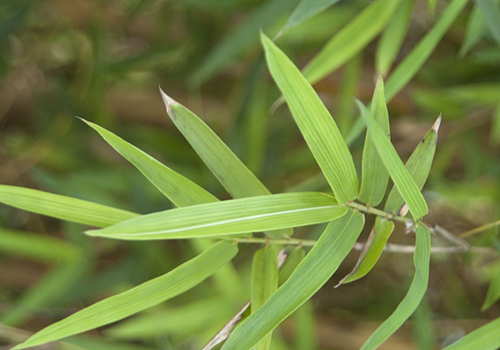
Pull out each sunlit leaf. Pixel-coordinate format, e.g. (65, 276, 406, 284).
(0, 185, 138, 227)
(357, 100, 428, 220)
(302, 0, 400, 84)
(222, 210, 365, 350)
(87, 192, 346, 240)
(360, 224, 431, 350)
(358, 78, 390, 207)
(261, 33, 359, 203)
(385, 0, 469, 101)
(13, 241, 238, 349)
(160, 89, 291, 239)
(442, 316, 500, 350)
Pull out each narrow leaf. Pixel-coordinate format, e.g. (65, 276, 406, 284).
(160, 89, 291, 239)
(222, 210, 365, 350)
(0, 185, 138, 227)
(476, 0, 500, 47)
(442, 316, 500, 350)
(81, 118, 218, 207)
(357, 101, 428, 220)
(385, 0, 469, 101)
(261, 33, 359, 203)
(86, 192, 346, 240)
(358, 78, 390, 206)
(251, 246, 279, 350)
(342, 116, 440, 283)
(278, 247, 305, 285)
(13, 241, 238, 349)
(459, 4, 487, 57)
(360, 224, 431, 350)
(302, 0, 400, 84)
(482, 267, 500, 311)
(375, 0, 415, 76)
(190, 0, 299, 85)
(278, 0, 341, 36)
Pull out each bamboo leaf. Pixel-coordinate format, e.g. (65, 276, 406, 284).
(222, 210, 365, 350)
(160, 89, 291, 239)
(190, 0, 300, 85)
(86, 192, 346, 240)
(342, 116, 440, 283)
(251, 246, 279, 350)
(360, 224, 431, 350)
(278, 0, 341, 36)
(442, 316, 500, 350)
(0, 185, 138, 227)
(261, 33, 359, 203)
(278, 247, 305, 285)
(302, 0, 400, 84)
(482, 267, 500, 311)
(476, 0, 500, 47)
(81, 118, 218, 207)
(385, 0, 469, 101)
(12, 241, 238, 349)
(0, 227, 82, 262)
(358, 78, 390, 206)
(357, 100, 428, 220)
(375, 0, 415, 76)
(459, 5, 487, 57)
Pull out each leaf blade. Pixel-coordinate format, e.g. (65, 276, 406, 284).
(442, 317, 500, 350)
(261, 33, 359, 203)
(360, 224, 431, 350)
(0, 185, 138, 227)
(222, 210, 365, 350)
(86, 192, 347, 240)
(13, 241, 238, 349)
(278, 0, 341, 36)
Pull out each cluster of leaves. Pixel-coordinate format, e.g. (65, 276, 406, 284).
(2, 0, 500, 349)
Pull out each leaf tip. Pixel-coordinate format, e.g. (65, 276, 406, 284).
(432, 114, 442, 133)
(159, 86, 177, 114)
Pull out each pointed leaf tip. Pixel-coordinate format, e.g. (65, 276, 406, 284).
(159, 87, 177, 114)
(432, 114, 442, 132)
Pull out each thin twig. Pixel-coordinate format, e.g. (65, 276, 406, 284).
(460, 219, 500, 238)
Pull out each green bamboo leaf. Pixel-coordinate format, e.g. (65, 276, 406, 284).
(252, 246, 279, 350)
(278, 0, 341, 36)
(160, 89, 291, 239)
(357, 100, 428, 220)
(343, 115, 440, 283)
(482, 267, 500, 311)
(375, 0, 415, 76)
(190, 0, 300, 85)
(442, 316, 500, 350)
(294, 302, 318, 350)
(0, 227, 82, 262)
(358, 78, 390, 206)
(302, 0, 400, 84)
(428, 0, 437, 15)
(278, 247, 305, 285)
(0, 185, 138, 227)
(476, 0, 500, 47)
(12, 241, 238, 350)
(222, 210, 365, 350)
(385, 0, 469, 101)
(261, 33, 359, 203)
(80, 118, 218, 207)
(360, 223, 431, 350)
(86, 192, 347, 240)
(459, 5, 487, 57)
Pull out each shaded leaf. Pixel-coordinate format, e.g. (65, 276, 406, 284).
(0, 185, 138, 227)
(357, 100, 428, 220)
(278, 0, 341, 36)
(86, 192, 346, 240)
(459, 4, 487, 57)
(302, 0, 400, 84)
(278, 247, 305, 285)
(222, 210, 365, 350)
(358, 78, 390, 206)
(476, 0, 500, 47)
(13, 241, 238, 349)
(360, 224, 431, 350)
(261, 33, 359, 203)
(482, 267, 500, 311)
(385, 0, 469, 101)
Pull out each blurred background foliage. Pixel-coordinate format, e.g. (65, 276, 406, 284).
(1, 0, 500, 349)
